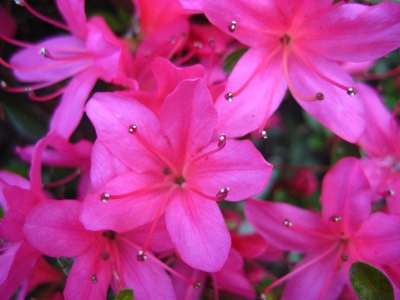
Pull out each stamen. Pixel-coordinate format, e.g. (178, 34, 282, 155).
(90, 274, 98, 283)
(295, 50, 356, 97)
(99, 182, 171, 203)
(283, 219, 293, 227)
(38, 48, 91, 61)
(28, 85, 67, 101)
(0, 56, 72, 72)
(282, 35, 322, 102)
(137, 250, 148, 261)
(330, 215, 341, 222)
(0, 31, 38, 48)
(224, 46, 281, 101)
(218, 134, 226, 148)
(39, 47, 49, 57)
(118, 236, 201, 289)
(17, 0, 71, 32)
(187, 134, 227, 166)
(228, 21, 237, 32)
(341, 254, 348, 261)
(127, 124, 178, 174)
(43, 168, 81, 188)
(188, 186, 230, 202)
(261, 242, 341, 296)
(258, 130, 268, 139)
(216, 187, 230, 200)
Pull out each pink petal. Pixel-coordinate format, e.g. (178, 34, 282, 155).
(86, 92, 169, 173)
(216, 248, 256, 299)
(0, 241, 40, 300)
(117, 239, 176, 300)
(288, 49, 364, 142)
(187, 140, 272, 201)
(0, 171, 30, 211)
(245, 198, 332, 252)
(10, 36, 91, 83)
(24, 200, 99, 257)
(161, 79, 217, 170)
(56, 0, 87, 38)
(64, 246, 112, 300)
(49, 69, 97, 139)
(86, 17, 132, 82)
(0, 242, 21, 284)
(356, 83, 394, 156)
(90, 141, 130, 192)
(166, 189, 231, 272)
(80, 171, 165, 232)
(231, 233, 269, 258)
(215, 47, 286, 137)
(354, 212, 400, 265)
(171, 258, 206, 300)
(0, 187, 40, 242)
(298, 2, 400, 62)
(320, 157, 372, 235)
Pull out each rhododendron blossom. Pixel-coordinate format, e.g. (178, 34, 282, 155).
(202, 0, 400, 140)
(245, 158, 400, 299)
(81, 78, 272, 272)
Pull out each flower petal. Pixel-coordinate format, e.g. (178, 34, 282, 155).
(166, 189, 230, 272)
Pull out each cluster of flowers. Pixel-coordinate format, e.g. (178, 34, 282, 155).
(0, 0, 400, 299)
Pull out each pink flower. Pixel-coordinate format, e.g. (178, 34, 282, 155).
(202, 0, 400, 141)
(24, 199, 176, 300)
(1, 0, 134, 139)
(82, 78, 272, 271)
(355, 83, 400, 213)
(245, 157, 400, 299)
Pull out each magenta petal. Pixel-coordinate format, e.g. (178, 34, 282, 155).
(64, 246, 112, 300)
(90, 141, 130, 192)
(215, 48, 286, 137)
(354, 212, 400, 265)
(171, 259, 206, 300)
(161, 79, 217, 169)
(117, 240, 176, 300)
(0, 242, 20, 285)
(166, 189, 230, 272)
(0, 187, 39, 242)
(80, 172, 165, 232)
(86, 92, 169, 173)
(288, 49, 364, 142)
(299, 2, 400, 62)
(24, 200, 98, 257)
(50, 69, 98, 139)
(56, 0, 87, 38)
(320, 158, 372, 234)
(282, 251, 346, 300)
(10, 36, 91, 83)
(0, 241, 40, 300)
(187, 140, 272, 201)
(245, 199, 332, 252)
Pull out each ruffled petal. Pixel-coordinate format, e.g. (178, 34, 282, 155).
(56, 0, 87, 38)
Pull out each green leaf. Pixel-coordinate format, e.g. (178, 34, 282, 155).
(330, 139, 360, 165)
(57, 257, 74, 275)
(114, 289, 134, 300)
(222, 48, 248, 74)
(350, 261, 394, 300)
(1, 97, 48, 142)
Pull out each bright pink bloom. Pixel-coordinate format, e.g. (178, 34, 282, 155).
(82, 78, 272, 271)
(202, 0, 400, 141)
(3, 0, 133, 139)
(245, 157, 400, 299)
(355, 84, 400, 213)
(24, 199, 176, 300)
(0, 172, 53, 299)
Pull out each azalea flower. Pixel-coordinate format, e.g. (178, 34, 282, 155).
(81, 78, 272, 272)
(24, 199, 177, 300)
(0, 0, 134, 139)
(355, 83, 400, 213)
(201, 0, 400, 141)
(245, 157, 400, 299)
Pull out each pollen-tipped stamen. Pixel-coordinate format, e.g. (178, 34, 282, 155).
(16, 0, 71, 32)
(39, 47, 91, 61)
(187, 134, 227, 166)
(127, 124, 178, 174)
(43, 168, 81, 188)
(188, 186, 230, 201)
(282, 35, 323, 102)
